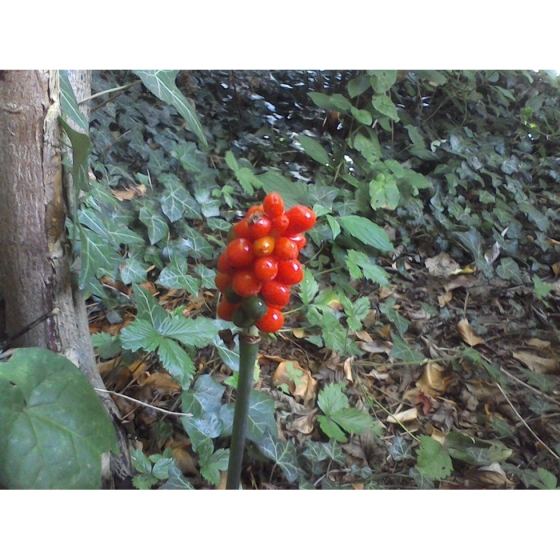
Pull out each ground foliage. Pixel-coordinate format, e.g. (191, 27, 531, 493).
(83, 70, 560, 489)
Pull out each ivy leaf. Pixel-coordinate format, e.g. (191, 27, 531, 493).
(120, 258, 147, 285)
(416, 435, 453, 481)
(257, 430, 305, 483)
(337, 216, 394, 253)
(496, 257, 523, 284)
(159, 465, 195, 490)
(159, 174, 190, 222)
(158, 254, 201, 296)
(59, 70, 89, 132)
(139, 205, 169, 245)
(379, 297, 410, 337)
(182, 374, 225, 417)
(134, 70, 207, 147)
(133, 284, 168, 331)
(214, 338, 240, 371)
(453, 228, 493, 277)
(79, 226, 118, 289)
(0, 348, 118, 489)
(390, 435, 413, 461)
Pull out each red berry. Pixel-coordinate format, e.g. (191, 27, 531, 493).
(288, 233, 307, 250)
(247, 214, 272, 240)
(232, 269, 262, 298)
(260, 280, 290, 307)
(284, 205, 316, 235)
(255, 306, 284, 333)
(270, 214, 289, 236)
(253, 256, 279, 281)
(276, 259, 304, 285)
(226, 238, 254, 268)
(263, 192, 285, 218)
(246, 204, 264, 217)
(217, 253, 235, 274)
(215, 272, 232, 293)
(253, 235, 276, 257)
(273, 237, 299, 260)
(217, 299, 240, 321)
(233, 218, 251, 240)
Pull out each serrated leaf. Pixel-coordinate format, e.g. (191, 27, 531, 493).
(130, 447, 153, 474)
(120, 319, 163, 352)
(416, 435, 453, 481)
(346, 250, 389, 285)
(157, 338, 195, 388)
(260, 171, 313, 208)
(330, 407, 376, 435)
(134, 70, 207, 147)
(214, 338, 240, 371)
(297, 134, 330, 165)
(338, 216, 394, 253)
(326, 215, 341, 239)
(299, 268, 319, 306)
(317, 382, 348, 416)
(224, 150, 239, 172)
(158, 315, 219, 348)
(151, 457, 175, 480)
(317, 415, 348, 442)
(0, 348, 117, 489)
(372, 95, 399, 121)
(369, 174, 400, 210)
(200, 448, 230, 487)
(91, 332, 122, 360)
(235, 167, 262, 195)
(257, 430, 305, 483)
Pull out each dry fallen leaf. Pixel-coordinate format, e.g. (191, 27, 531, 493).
(458, 318, 485, 346)
(416, 361, 450, 397)
(527, 338, 551, 349)
(425, 252, 462, 277)
(287, 411, 317, 435)
(438, 291, 453, 307)
(387, 408, 418, 424)
(272, 360, 317, 406)
(357, 339, 393, 355)
(512, 352, 559, 375)
(343, 357, 354, 382)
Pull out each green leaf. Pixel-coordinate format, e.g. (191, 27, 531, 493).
(224, 150, 239, 172)
(134, 70, 207, 147)
(404, 124, 425, 147)
(390, 435, 413, 461)
(158, 315, 220, 349)
(297, 134, 330, 165)
(533, 275, 553, 299)
(299, 268, 320, 306)
(159, 175, 190, 223)
(369, 70, 398, 94)
(350, 106, 373, 126)
(379, 297, 410, 337)
(307, 92, 352, 112)
(157, 338, 195, 388)
(158, 254, 201, 296)
(0, 348, 117, 489)
(159, 465, 195, 489)
(120, 258, 147, 285)
(453, 228, 493, 277)
(60, 118, 91, 197)
(259, 171, 313, 208)
(120, 319, 164, 352)
(139, 205, 169, 245)
(214, 338, 240, 372)
(235, 167, 263, 195)
(330, 407, 376, 435)
(220, 390, 277, 444)
(496, 257, 523, 284)
(346, 250, 389, 285)
(182, 374, 225, 417)
(78, 226, 118, 289)
(317, 415, 348, 443)
(59, 70, 89, 132)
(337, 216, 394, 253)
(133, 284, 168, 331)
(200, 448, 230, 487)
(151, 457, 175, 480)
(91, 332, 122, 360)
(132, 473, 158, 489)
(317, 382, 348, 416)
(390, 334, 425, 363)
(130, 447, 153, 474)
(347, 74, 372, 98)
(537, 468, 557, 490)
(257, 430, 305, 483)
(369, 174, 400, 210)
(372, 95, 399, 121)
(416, 435, 453, 481)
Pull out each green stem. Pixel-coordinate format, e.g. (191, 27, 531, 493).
(226, 327, 260, 489)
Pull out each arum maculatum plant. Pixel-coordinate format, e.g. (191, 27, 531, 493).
(217, 192, 316, 489)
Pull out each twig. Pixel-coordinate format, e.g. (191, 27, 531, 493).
(498, 366, 560, 406)
(495, 383, 560, 462)
(94, 388, 193, 418)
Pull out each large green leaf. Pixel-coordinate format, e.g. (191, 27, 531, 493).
(337, 215, 394, 253)
(0, 348, 117, 489)
(259, 171, 313, 208)
(297, 134, 330, 165)
(256, 430, 305, 483)
(134, 70, 207, 147)
(59, 71, 89, 132)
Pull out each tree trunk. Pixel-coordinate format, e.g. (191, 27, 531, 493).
(0, 70, 131, 485)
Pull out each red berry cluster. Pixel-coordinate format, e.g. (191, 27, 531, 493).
(216, 192, 316, 333)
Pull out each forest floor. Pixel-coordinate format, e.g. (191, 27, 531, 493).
(88, 71, 560, 489)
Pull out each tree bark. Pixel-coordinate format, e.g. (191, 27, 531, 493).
(0, 70, 131, 484)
